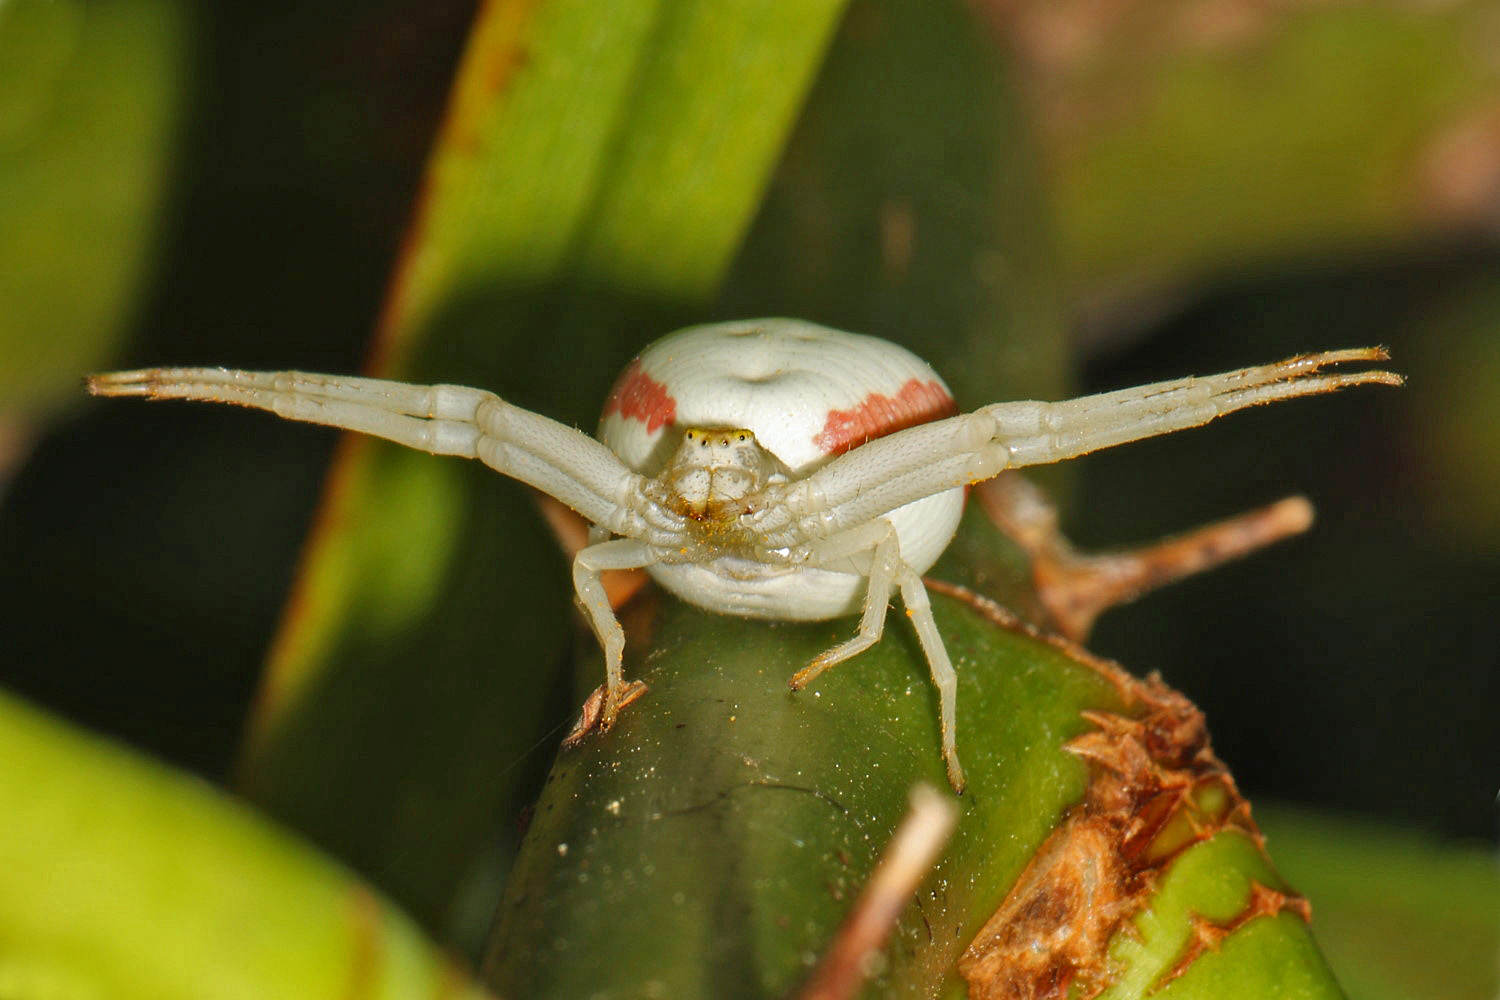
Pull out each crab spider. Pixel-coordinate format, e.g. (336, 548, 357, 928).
(89, 319, 1402, 791)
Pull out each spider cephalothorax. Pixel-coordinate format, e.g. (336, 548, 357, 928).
(89, 319, 1401, 790)
(659, 428, 774, 521)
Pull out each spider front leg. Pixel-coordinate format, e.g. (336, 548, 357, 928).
(88, 367, 656, 537)
(88, 367, 495, 455)
(985, 346, 1404, 468)
(753, 347, 1401, 546)
(792, 518, 966, 792)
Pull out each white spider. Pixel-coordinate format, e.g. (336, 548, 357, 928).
(88, 319, 1401, 791)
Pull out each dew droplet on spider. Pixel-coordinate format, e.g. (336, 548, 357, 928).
(87, 318, 1402, 792)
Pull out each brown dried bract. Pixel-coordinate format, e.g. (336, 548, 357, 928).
(958, 671, 1306, 1000)
(975, 473, 1314, 642)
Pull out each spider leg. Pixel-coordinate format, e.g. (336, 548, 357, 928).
(573, 537, 661, 726)
(88, 368, 491, 454)
(790, 518, 966, 791)
(472, 398, 669, 539)
(896, 567, 964, 792)
(748, 414, 999, 544)
(755, 348, 1400, 547)
(88, 367, 663, 538)
(987, 347, 1404, 468)
(790, 519, 903, 687)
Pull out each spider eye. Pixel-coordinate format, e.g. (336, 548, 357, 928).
(737, 433, 747, 442)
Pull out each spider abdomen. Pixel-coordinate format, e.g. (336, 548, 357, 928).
(599, 319, 958, 475)
(598, 319, 967, 620)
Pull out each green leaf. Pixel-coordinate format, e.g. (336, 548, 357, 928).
(1034, 2, 1500, 291)
(235, 0, 850, 931)
(484, 595, 1345, 999)
(484, 595, 1124, 997)
(723, 0, 1069, 408)
(0, 687, 489, 1000)
(1258, 805, 1500, 1000)
(1101, 830, 1337, 1000)
(0, 0, 186, 414)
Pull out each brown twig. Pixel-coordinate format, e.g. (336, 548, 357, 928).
(976, 474, 1315, 641)
(797, 785, 960, 1000)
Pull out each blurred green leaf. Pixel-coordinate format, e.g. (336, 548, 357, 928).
(1016, 1, 1500, 293)
(721, 0, 1070, 411)
(0, 687, 490, 1000)
(1404, 273, 1500, 551)
(0, 0, 186, 413)
(235, 0, 850, 931)
(1259, 805, 1500, 1000)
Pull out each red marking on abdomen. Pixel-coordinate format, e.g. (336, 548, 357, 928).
(814, 378, 956, 455)
(602, 360, 677, 433)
